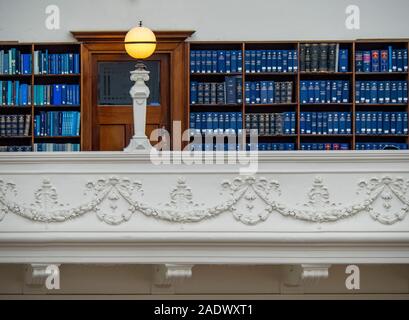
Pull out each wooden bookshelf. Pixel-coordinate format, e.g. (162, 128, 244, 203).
(0, 42, 82, 152)
(187, 40, 409, 151)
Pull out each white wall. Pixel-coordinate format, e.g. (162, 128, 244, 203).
(0, 0, 408, 42)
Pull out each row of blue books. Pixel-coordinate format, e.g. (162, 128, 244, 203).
(0, 49, 32, 75)
(300, 112, 352, 135)
(355, 112, 408, 135)
(34, 51, 80, 74)
(34, 143, 80, 152)
(247, 143, 296, 151)
(300, 81, 350, 104)
(190, 50, 242, 74)
(245, 81, 293, 104)
(190, 77, 242, 105)
(356, 143, 408, 150)
(355, 48, 408, 73)
(187, 143, 241, 152)
(34, 111, 80, 137)
(301, 143, 350, 151)
(0, 81, 31, 106)
(355, 81, 407, 104)
(245, 50, 298, 73)
(0, 145, 32, 152)
(189, 112, 243, 134)
(33, 84, 80, 106)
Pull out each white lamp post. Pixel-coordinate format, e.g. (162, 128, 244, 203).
(123, 21, 156, 152)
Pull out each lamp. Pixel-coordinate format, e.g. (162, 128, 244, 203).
(123, 21, 157, 152)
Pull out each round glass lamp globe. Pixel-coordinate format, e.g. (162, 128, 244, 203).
(124, 26, 157, 59)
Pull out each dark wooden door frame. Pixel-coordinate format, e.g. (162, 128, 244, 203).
(72, 30, 195, 150)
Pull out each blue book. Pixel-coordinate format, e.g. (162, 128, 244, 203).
(403, 113, 408, 134)
(355, 81, 361, 103)
(391, 49, 397, 72)
(212, 112, 219, 132)
(342, 81, 349, 103)
(245, 51, 251, 73)
(224, 113, 230, 133)
(403, 81, 408, 103)
(333, 112, 339, 134)
(317, 112, 323, 134)
(383, 113, 390, 134)
(319, 81, 326, 103)
(256, 51, 262, 73)
(250, 82, 257, 104)
(225, 51, 231, 73)
(282, 50, 288, 72)
(190, 81, 198, 104)
(230, 112, 237, 134)
(276, 51, 283, 72)
(364, 82, 371, 103)
(200, 51, 207, 73)
(237, 112, 243, 132)
(339, 112, 346, 134)
(371, 50, 380, 72)
(217, 50, 226, 73)
(300, 81, 308, 104)
(293, 50, 298, 72)
(189, 113, 196, 130)
(267, 81, 274, 103)
(260, 81, 268, 104)
(284, 112, 291, 134)
(308, 81, 315, 103)
(390, 112, 397, 134)
(311, 112, 317, 134)
(370, 81, 378, 104)
(225, 76, 237, 104)
(218, 113, 225, 134)
(328, 112, 334, 134)
(339, 49, 349, 72)
(396, 112, 403, 135)
(314, 81, 320, 103)
(261, 50, 267, 72)
(378, 81, 385, 104)
(397, 81, 403, 103)
(404, 49, 408, 72)
(384, 81, 391, 103)
(287, 50, 293, 72)
(237, 50, 243, 72)
(331, 81, 337, 103)
(254, 82, 261, 104)
(266, 50, 272, 72)
(200, 112, 207, 133)
(300, 112, 306, 134)
(250, 50, 256, 73)
(271, 51, 277, 72)
(206, 112, 213, 133)
(397, 50, 404, 72)
(245, 82, 251, 104)
(355, 112, 361, 134)
(305, 112, 312, 134)
(210, 51, 217, 73)
(346, 113, 352, 134)
(391, 81, 398, 103)
(325, 81, 331, 103)
(231, 50, 237, 73)
(371, 112, 378, 134)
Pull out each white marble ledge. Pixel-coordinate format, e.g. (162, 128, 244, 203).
(0, 151, 409, 264)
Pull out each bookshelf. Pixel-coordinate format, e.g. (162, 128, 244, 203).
(0, 42, 82, 152)
(187, 40, 409, 151)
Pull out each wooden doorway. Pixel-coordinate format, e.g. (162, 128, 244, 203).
(73, 30, 194, 151)
(92, 53, 170, 151)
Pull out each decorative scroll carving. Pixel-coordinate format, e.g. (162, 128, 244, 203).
(0, 175, 408, 226)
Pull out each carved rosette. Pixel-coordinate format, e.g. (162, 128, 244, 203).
(0, 175, 408, 226)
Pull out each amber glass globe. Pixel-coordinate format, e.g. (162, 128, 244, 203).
(124, 26, 156, 59)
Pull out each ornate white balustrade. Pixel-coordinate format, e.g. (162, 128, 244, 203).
(0, 151, 409, 270)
